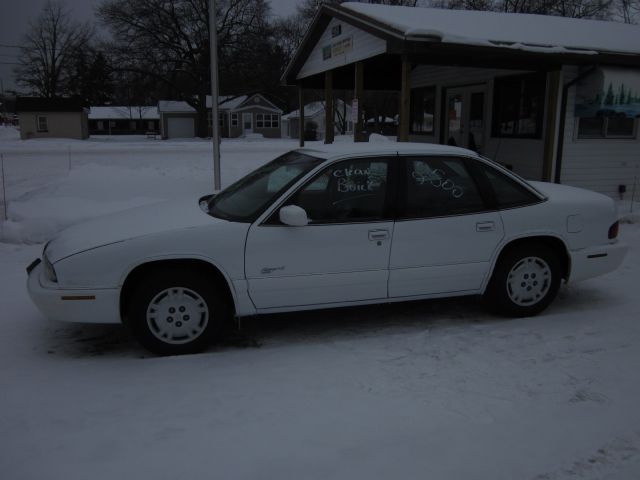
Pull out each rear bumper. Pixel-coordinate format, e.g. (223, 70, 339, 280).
(27, 261, 121, 324)
(568, 242, 628, 283)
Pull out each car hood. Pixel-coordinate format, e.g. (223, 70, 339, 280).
(46, 197, 221, 263)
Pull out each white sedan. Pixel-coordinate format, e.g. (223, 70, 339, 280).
(27, 143, 628, 354)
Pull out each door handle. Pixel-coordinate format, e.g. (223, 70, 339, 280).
(476, 222, 495, 232)
(368, 229, 389, 241)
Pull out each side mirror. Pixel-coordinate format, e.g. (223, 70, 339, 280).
(279, 205, 309, 226)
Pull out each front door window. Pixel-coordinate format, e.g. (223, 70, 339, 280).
(445, 86, 486, 152)
(242, 113, 253, 133)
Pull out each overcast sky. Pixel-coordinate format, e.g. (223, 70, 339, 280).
(0, 0, 299, 92)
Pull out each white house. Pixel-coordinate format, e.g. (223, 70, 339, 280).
(282, 2, 640, 198)
(282, 99, 353, 140)
(158, 94, 283, 139)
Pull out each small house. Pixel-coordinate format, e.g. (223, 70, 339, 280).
(16, 97, 89, 140)
(158, 94, 283, 139)
(89, 106, 159, 135)
(282, 99, 353, 140)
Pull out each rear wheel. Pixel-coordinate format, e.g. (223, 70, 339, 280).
(127, 270, 230, 355)
(484, 244, 562, 317)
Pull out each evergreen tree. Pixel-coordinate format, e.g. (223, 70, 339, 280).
(604, 82, 615, 105)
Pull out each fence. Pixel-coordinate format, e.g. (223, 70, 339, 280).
(1, 153, 7, 221)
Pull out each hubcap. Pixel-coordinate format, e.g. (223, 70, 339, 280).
(506, 256, 552, 306)
(146, 287, 209, 345)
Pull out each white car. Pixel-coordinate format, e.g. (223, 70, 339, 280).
(27, 143, 627, 355)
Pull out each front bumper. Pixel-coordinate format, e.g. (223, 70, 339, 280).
(568, 241, 628, 283)
(27, 260, 121, 324)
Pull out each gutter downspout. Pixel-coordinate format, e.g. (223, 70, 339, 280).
(554, 66, 598, 184)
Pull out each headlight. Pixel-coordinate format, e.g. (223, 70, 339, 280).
(42, 253, 58, 283)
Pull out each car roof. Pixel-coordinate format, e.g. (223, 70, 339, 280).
(295, 142, 479, 160)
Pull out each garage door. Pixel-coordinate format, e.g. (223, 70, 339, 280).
(167, 117, 195, 138)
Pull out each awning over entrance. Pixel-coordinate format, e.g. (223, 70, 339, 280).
(282, 2, 640, 182)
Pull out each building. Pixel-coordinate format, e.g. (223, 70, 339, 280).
(16, 97, 89, 140)
(89, 106, 159, 135)
(282, 99, 353, 140)
(158, 94, 283, 139)
(282, 2, 640, 197)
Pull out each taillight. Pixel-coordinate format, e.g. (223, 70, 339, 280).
(608, 221, 619, 240)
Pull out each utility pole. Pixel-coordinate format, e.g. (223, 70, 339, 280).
(209, 0, 222, 191)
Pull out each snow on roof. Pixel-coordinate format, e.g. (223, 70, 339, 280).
(157, 100, 194, 113)
(89, 106, 159, 120)
(158, 95, 267, 113)
(283, 100, 352, 120)
(343, 2, 640, 56)
(219, 95, 248, 110)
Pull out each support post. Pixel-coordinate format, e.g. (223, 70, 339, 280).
(324, 70, 334, 144)
(354, 61, 364, 142)
(542, 69, 562, 182)
(209, 0, 221, 190)
(398, 55, 411, 142)
(1, 153, 7, 221)
(298, 87, 304, 147)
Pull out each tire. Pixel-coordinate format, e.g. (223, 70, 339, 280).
(127, 269, 231, 355)
(484, 243, 562, 317)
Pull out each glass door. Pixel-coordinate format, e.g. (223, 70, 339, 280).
(242, 113, 253, 134)
(444, 85, 486, 152)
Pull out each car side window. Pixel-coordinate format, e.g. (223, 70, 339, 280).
(476, 163, 540, 208)
(285, 158, 390, 224)
(403, 156, 486, 218)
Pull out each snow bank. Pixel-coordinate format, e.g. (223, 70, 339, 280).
(0, 137, 301, 243)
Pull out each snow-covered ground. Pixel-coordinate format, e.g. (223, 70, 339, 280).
(1, 125, 640, 479)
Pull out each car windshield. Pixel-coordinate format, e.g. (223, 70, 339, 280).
(208, 151, 323, 222)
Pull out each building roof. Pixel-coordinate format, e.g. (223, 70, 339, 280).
(344, 2, 640, 56)
(283, 100, 352, 120)
(16, 97, 88, 112)
(219, 95, 248, 110)
(283, 3, 640, 86)
(89, 106, 159, 120)
(157, 94, 278, 114)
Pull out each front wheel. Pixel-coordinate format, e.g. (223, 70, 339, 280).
(127, 270, 230, 355)
(484, 244, 562, 317)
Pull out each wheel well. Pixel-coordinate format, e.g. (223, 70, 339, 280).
(119, 259, 235, 323)
(495, 236, 570, 280)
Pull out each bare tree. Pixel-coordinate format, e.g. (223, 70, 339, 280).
(617, 0, 640, 22)
(431, 0, 613, 18)
(15, 0, 94, 98)
(98, 0, 270, 137)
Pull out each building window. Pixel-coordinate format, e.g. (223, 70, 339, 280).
(492, 73, 546, 138)
(231, 113, 238, 127)
(577, 115, 637, 139)
(37, 115, 48, 132)
(256, 114, 279, 128)
(410, 87, 436, 134)
(97, 121, 104, 130)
